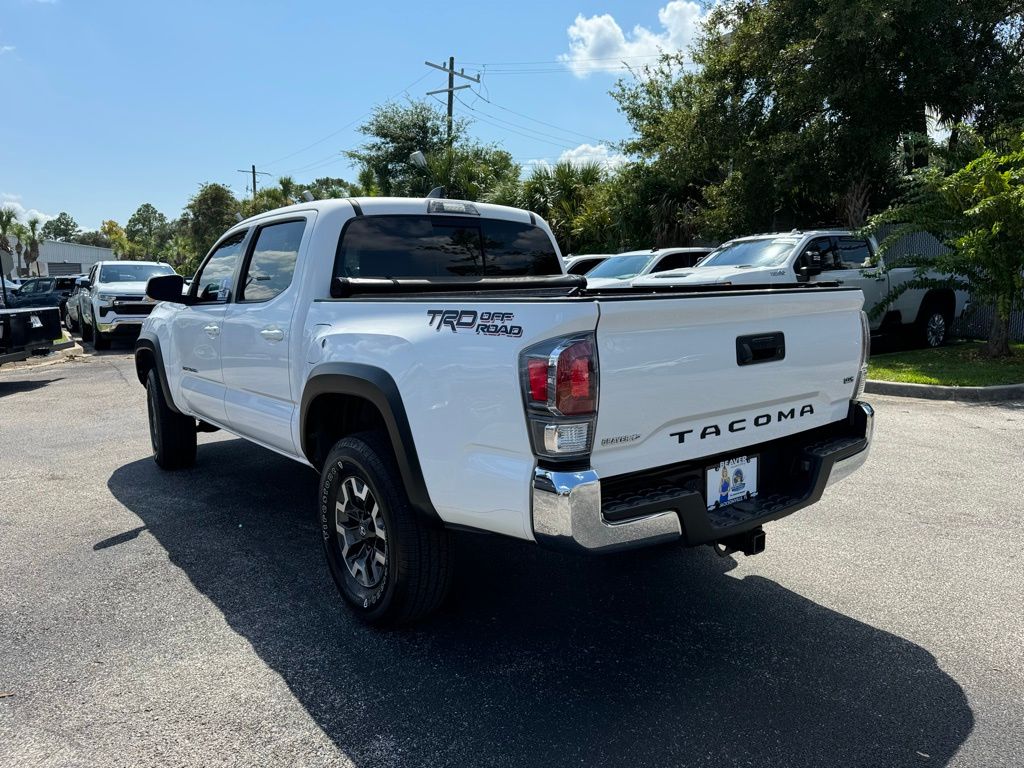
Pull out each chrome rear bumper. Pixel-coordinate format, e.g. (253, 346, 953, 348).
(531, 401, 873, 553)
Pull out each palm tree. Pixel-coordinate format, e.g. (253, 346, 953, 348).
(11, 222, 28, 274)
(0, 206, 17, 279)
(24, 217, 41, 275)
(0, 206, 16, 257)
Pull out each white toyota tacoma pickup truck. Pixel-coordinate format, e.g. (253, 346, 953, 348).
(135, 198, 874, 625)
(633, 230, 969, 347)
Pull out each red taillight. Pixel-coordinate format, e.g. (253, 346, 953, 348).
(520, 334, 599, 457)
(555, 339, 595, 415)
(527, 358, 548, 402)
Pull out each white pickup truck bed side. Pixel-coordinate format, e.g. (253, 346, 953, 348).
(135, 197, 874, 624)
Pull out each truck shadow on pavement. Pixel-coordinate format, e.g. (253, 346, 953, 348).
(108, 438, 973, 768)
(0, 376, 62, 397)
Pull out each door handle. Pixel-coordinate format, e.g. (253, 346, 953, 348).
(204, 323, 220, 338)
(260, 326, 285, 342)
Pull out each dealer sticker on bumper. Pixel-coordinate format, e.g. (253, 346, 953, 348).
(706, 455, 758, 510)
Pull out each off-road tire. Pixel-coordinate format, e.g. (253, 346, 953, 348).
(319, 433, 452, 626)
(146, 368, 196, 470)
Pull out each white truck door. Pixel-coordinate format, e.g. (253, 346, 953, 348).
(221, 217, 308, 453)
(830, 236, 888, 330)
(172, 231, 248, 424)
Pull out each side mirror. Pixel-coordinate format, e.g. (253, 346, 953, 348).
(79, 279, 92, 289)
(146, 274, 189, 304)
(798, 250, 823, 278)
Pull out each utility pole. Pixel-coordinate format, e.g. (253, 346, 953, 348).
(236, 165, 271, 200)
(425, 57, 480, 146)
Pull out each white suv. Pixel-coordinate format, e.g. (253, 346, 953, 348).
(80, 260, 176, 349)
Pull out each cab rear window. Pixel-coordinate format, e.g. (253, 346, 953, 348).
(335, 215, 560, 279)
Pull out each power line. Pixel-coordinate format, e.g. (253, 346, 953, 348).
(460, 54, 666, 66)
(444, 94, 576, 150)
(483, 66, 635, 75)
(467, 88, 606, 144)
(454, 94, 591, 148)
(260, 71, 432, 168)
(424, 57, 480, 145)
(236, 165, 271, 200)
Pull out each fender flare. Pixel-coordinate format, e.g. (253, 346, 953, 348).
(134, 335, 181, 414)
(301, 362, 439, 521)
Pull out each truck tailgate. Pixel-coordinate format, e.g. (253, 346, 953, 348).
(591, 288, 865, 478)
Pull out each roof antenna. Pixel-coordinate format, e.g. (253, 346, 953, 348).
(426, 186, 446, 199)
(301, 190, 315, 202)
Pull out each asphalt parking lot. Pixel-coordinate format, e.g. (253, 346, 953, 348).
(1, 344, 1022, 768)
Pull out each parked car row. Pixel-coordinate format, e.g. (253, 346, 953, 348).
(569, 229, 968, 347)
(65, 261, 178, 349)
(1, 274, 82, 315)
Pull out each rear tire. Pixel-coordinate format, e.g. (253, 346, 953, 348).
(319, 433, 452, 626)
(916, 303, 951, 348)
(146, 368, 196, 469)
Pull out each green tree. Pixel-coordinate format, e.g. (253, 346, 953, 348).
(300, 176, 363, 201)
(612, 0, 1024, 240)
(183, 183, 241, 261)
(347, 100, 471, 196)
(100, 220, 131, 258)
(11, 222, 28, 274)
(0, 206, 17, 263)
(71, 230, 112, 248)
(487, 161, 606, 254)
(23, 217, 41, 275)
(241, 176, 299, 217)
(125, 203, 170, 259)
(40, 211, 80, 242)
(867, 129, 1024, 358)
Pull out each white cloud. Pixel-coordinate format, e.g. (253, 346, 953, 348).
(559, 1, 709, 77)
(523, 144, 629, 171)
(0, 45, 15, 55)
(559, 143, 628, 169)
(0, 195, 56, 225)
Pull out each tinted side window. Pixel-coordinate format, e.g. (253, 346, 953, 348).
(654, 251, 702, 272)
(837, 237, 872, 269)
(480, 219, 560, 276)
(194, 232, 246, 302)
(240, 221, 304, 302)
(566, 258, 598, 275)
(337, 216, 483, 278)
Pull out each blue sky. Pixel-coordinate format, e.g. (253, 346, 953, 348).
(0, 0, 708, 230)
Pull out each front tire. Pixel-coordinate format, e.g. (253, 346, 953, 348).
(146, 368, 196, 469)
(319, 434, 452, 626)
(81, 310, 93, 341)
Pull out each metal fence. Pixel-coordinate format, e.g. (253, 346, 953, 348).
(954, 301, 1024, 342)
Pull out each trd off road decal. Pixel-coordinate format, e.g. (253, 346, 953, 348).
(426, 309, 523, 338)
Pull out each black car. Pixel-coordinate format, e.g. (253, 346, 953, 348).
(5, 276, 82, 313)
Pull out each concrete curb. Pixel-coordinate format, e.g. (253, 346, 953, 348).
(865, 379, 1024, 402)
(0, 342, 85, 374)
